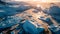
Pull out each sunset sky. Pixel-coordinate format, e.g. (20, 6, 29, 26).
(14, 0, 60, 2)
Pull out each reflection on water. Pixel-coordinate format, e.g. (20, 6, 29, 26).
(0, 0, 60, 34)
